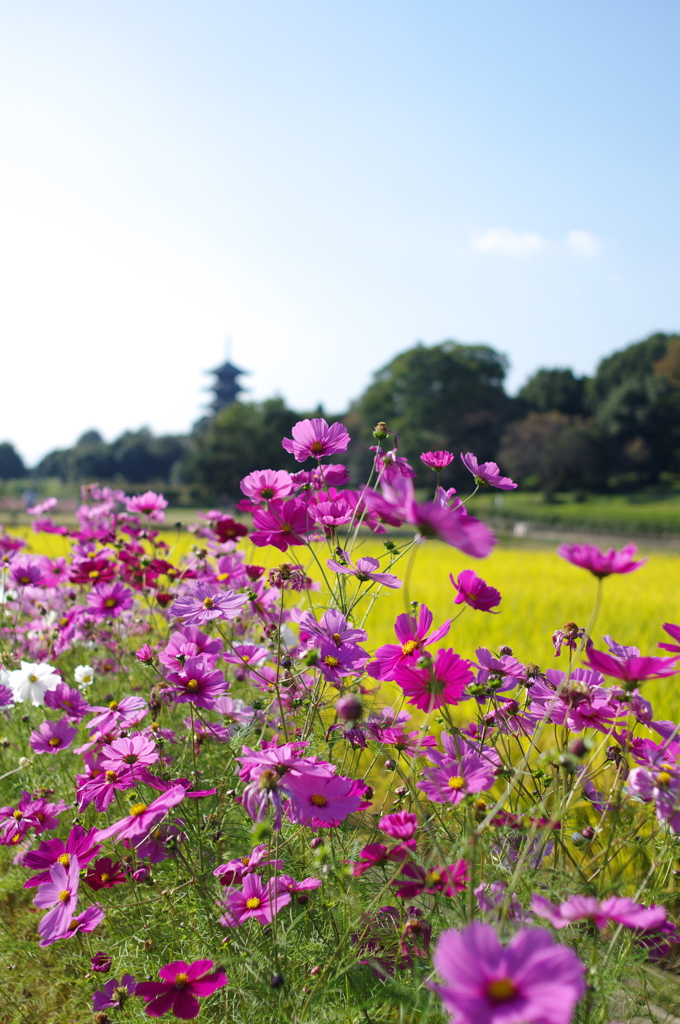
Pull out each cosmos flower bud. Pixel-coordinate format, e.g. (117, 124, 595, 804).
(335, 695, 363, 722)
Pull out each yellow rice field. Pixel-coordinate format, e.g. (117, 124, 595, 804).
(16, 526, 680, 721)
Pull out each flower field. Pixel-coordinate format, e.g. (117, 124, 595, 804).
(1, 423, 680, 1024)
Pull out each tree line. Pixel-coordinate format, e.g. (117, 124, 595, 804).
(3, 331, 680, 501)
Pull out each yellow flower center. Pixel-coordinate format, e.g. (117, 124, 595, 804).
(332, 633, 342, 644)
(425, 870, 441, 885)
(130, 802, 147, 817)
(58, 890, 70, 903)
(246, 897, 262, 909)
(105, 771, 117, 782)
(487, 978, 517, 1003)
(48, 737, 61, 747)
(174, 973, 189, 989)
(656, 771, 673, 787)
(109, 701, 119, 710)
(28, 674, 38, 683)
(448, 776, 465, 790)
(401, 640, 419, 656)
(186, 679, 199, 691)
(203, 597, 215, 609)
(104, 598, 117, 609)
(88, 570, 100, 579)
(57, 854, 70, 866)
(241, 856, 251, 866)
(323, 656, 340, 668)
(310, 441, 324, 455)
(310, 793, 327, 807)
(12, 810, 23, 820)
(100, 873, 110, 883)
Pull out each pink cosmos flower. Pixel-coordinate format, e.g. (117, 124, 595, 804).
(44, 682, 91, 720)
(250, 497, 310, 551)
(95, 784, 186, 844)
(418, 752, 496, 804)
(460, 452, 517, 490)
(0, 792, 68, 845)
(282, 417, 350, 462)
(297, 607, 368, 649)
(9, 555, 49, 587)
(381, 728, 439, 757)
(584, 647, 679, 688)
(310, 498, 355, 528)
(531, 893, 666, 932)
(379, 811, 418, 839)
(558, 542, 646, 578)
(30, 718, 78, 755)
(431, 922, 585, 1024)
(327, 550, 402, 589)
(87, 581, 134, 619)
(86, 694, 149, 734)
(91, 951, 113, 972)
(165, 656, 228, 708)
(285, 772, 368, 828)
(170, 582, 248, 625)
(213, 844, 281, 886)
(316, 638, 369, 682)
(76, 765, 138, 813)
(220, 873, 291, 927)
(100, 735, 159, 773)
(34, 857, 80, 943)
(277, 874, 322, 897)
(659, 621, 680, 654)
(135, 960, 228, 1019)
(22, 825, 101, 888)
(240, 468, 294, 503)
(528, 669, 619, 733)
(394, 648, 474, 712)
(367, 605, 452, 682)
(125, 491, 168, 521)
(450, 570, 501, 613)
(421, 451, 454, 470)
(393, 860, 468, 899)
(349, 842, 412, 876)
(93, 974, 137, 1012)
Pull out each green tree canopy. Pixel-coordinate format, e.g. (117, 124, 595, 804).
(0, 442, 26, 479)
(518, 368, 586, 416)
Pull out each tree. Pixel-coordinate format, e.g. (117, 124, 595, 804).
(518, 368, 586, 416)
(499, 412, 598, 500)
(0, 442, 26, 479)
(347, 341, 515, 486)
(180, 398, 302, 500)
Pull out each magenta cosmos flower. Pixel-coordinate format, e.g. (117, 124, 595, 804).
(29, 718, 78, 755)
(100, 735, 159, 773)
(367, 605, 452, 681)
(220, 873, 291, 926)
(379, 810, 418, 840)
(418, 752, 496, 804)
(282, 417, 350, 462)
(531, 893, 666, 932)
(393, 860, 468, 899)
(87, 582, 134, 619)
(240, 468, 294, 502)
(421, 450, 455, 470)
(461, 453, 517, 490)
(558, 542, 646, 578)
(450, 570, 501, 613)
(171, 582, 248, 625)
(125, 491, 168, 521)
(327, 551, 402, 589)
(165, 656, 228, 708)
(285, 772, 367, 827)
(394, 648, 474, 712)
(250, 497, 310, 551)
(95, 784, 186, 843)
(23, 824, 101, 888)
(431, 922, 585, 1024)
(135, 960, 228, 1020)
(93, 974, 137, 1012)
(659, 621, 680, 653)
(583, 647, 679, 688)
(9, 555, 49, 587)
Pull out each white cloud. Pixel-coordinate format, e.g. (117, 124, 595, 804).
(472, 228, 548, 256)
(567, 229, 603, 257)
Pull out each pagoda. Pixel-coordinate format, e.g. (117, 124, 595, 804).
(206, 359, 248, 414)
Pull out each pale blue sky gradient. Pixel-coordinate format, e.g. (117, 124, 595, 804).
(2, 2, 680, 462)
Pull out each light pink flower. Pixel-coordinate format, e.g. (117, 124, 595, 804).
(421, 451, 454, 470)
(558, 542, 646, 578)
(531, 893, 666, 932)
(99, 735, 159, 773)
(240, 469, 294, 503)
(282, 417, 350, 462)
(30, 718, 78, 755)
(170, 582, 248, 625)
(125, 491, 168, 522)
(327, 551, 402, 589)
(34, 857, 80, 943)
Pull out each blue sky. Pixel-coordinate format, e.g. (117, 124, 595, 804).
(2, 1, 680, 463)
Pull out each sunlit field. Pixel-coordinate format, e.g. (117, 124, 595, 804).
(18, 526, 680, 721)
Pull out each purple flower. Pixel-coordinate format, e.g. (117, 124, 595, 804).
(418, 752, 496, 804)
(393, 860, 468, 899)
(91, 950, 113, 972)
(367, 605, 452, 682)
(297, 607, 368, 648)
(220, 873, 291, 926)
(87, 581, 134, 619)
(531, 893, 667, 932)
(135, 960, 228, 1019)
(460, 452, 517, 490)
(285, 772, 368, 827)
(165, 656, 229, 708)
(250, 497, 310, 551)
(29, 718, 78, 755)
(431, 922, 585, 1024)
(34, 857, 80, 943)
(310, 498, 355, 528)
(170, 582, 248, 625)
(240, 468, 294, 502)
(659, 621, 680, 654)
(558, 542, 646, 578)
(94, 784, 186, 844)
(93, 974, 137, 1011)
(100, 735, 159, 773)
(22, 825, 101, 888)
(8, 555, 49, 587)
(584, 647, 679, 688)
(44, 682, 91, 720)
(394, 648, 474, 712)
(379, 811, 418, 840)
(450, 570, 501, 613)
(327, 550, 402, 589)
(528, 669, 619, 733)
(421, 450, 454, 470)
(282, 417, 350, 462)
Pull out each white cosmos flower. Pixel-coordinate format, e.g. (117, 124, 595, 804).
(8, 661, 61, 705)
(74, 664, 94, 688)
